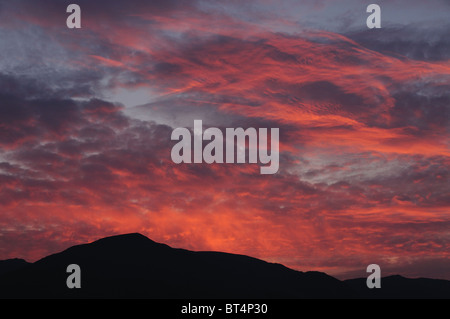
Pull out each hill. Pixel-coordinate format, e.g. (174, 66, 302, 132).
(0, 233, 448, 299)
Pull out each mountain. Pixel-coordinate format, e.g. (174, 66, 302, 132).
(0, 233, 448, 299)
(345, 275, 450, 299)
(0, 258, 30, 276)
(0, 233, 350, 298)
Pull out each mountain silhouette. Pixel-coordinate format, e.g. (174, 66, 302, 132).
(345, 275, 450, 299)
(0, 233, 449, 299)
(0, 258, 30, 277)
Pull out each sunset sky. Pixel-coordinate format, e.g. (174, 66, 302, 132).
(0, 0, 449, 280)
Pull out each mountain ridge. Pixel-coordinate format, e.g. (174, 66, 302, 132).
(0, 233, 449, 299)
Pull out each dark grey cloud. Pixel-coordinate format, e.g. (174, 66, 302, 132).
(389, 89, 450, 133)
(346, 24, 450, 61)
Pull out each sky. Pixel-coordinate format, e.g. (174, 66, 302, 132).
(0, 0, 449, 280)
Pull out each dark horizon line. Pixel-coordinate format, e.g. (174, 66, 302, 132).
(1, 232, 448, 283)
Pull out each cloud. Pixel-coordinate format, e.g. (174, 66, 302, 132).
(346, 24, 450, 61)
(0, 0, 448, 281)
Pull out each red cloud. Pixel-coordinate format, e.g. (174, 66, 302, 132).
(0, 0, 449, 281)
